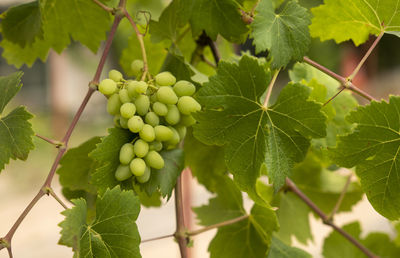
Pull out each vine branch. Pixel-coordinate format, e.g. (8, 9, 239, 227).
(92, 0, 114, 13)
(174, 175, 188, 258)
(327, 174, 352, 221)
(286, 178, 379, 258)
(141, 234, 174, 243)
(35, 134, 62, 147)
(187, 215, 249, 236)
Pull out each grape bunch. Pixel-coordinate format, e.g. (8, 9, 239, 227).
(98, 63, 200, 184)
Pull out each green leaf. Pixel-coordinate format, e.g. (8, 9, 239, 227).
(268, 236, 311, 258)
(330, 96, 400, 220)
(57, 137, 101, 193)
(89, 128, 135, 194)
(0, 72, 34, 172)
(160, 52, 200, 86)
(251, 0, 311, 68)
(1, 1, 43, 47)
(141, 149, 185, 199)
(310, 0, 400, 46)
(189, 0, 249, 42)
(194, 55, 326, 195)
(59, 187, 141, 258)
(132, 185, 162, 208)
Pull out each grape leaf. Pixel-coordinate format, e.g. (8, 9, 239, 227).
(268, 236, 311, 258)
(89, 128, 135, 194)
(132, 185, 162, 208)
(0, 72, 34, 172)
(330, 97, 400, 220)
(160, 52, 197, 84)
(310, 0, 400, 46)
(1, 1, 43, 47)
(251, 0, 311, 68)
(59, 186, 141, 258)
(189, 0, 249, 42)
(194, 55, 326, 196)
(57, 137, 101, 193)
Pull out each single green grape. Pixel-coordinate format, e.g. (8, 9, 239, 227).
(107, 93, 122, 115)
(154, 125, 173, 141)
(136, 166, 151, 183)
(173, 80, 196, 96)
(135, 94, 150, 116)
(119, 143, 135, 165)
(127, 80, 140, 98)
(180, 114, 196, 126)
(155, 71, 176, 86)
(175, 125, 187, 140)
(135, 81, 148, 94)
(139, 124, 156, 142)
(145, 112, 160, 127)
(152, 102, 168, 116)
(115, 165, 132, 181)
(165, 126, 180, 149)
(131, 59, 144, 77)
(145, 151, 164, 170)
(113, 115, 121, 128)
(99, 78, 117, 95)
(133, 139, 149, 157)
(120, 117, 129, 129)
(119, 89, 131, 103)
(165, 104, 180, 125)
(130, 158, 146, 176)
(128, 115, 144, 133)
(149, 141, 163, 152)
(109, 69, 123, 82)
(177, 96, 201, 115)
(157, 86, 178, 105)
(120, 103, 136, 119)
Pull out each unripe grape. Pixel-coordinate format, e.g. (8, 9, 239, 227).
(119, 143, 135, 165)
(130, 158, 146, 176)
(128, 116, 144, 133)
(120, 117, 129, 129)
(115, 165, 132, 181)
(177, 96, 201, 115)
(133, 139, 149, 157)
(135, 81, 148, 94)
(165, 104, 180, 125)
(114, 115, 121, 128)
(165, 126, 180, 148)
(109, 69, 123, 82)
(180, 114, 196, 126)
(149, 141, 163, 151)
(145, 151, 164, 169)
(135, 94, 150, 116)
(153, 102, 168, 116)
(173, 80, 196, 96)
(155, 71, 176, 86)
(175, 125, 187, 140)
(120, 103, 136, 119)
(131, 59, 144, 77)
(127, 80, 140, 98)
(145, 112, 160, 127)
(99, 78, 117, 95)
(154, 125, 173, 141)
(139, 124, 156, 142)
(136, 166, 151, 183)
(119, 89, 131, 103)
(157, 86, 178, 105)
(107, 94, 122, 115)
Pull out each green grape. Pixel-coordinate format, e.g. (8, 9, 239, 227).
(135, 81, 148, 94)
(99, 78, 117, 95)
(149, 141, 163, 151)
(139, 124, 156, 142)
(109, 69, 123, 82)
(155, 71, 176, 86)
(120, 103, 136, 119)
(173, 80, 196, 96)
(107, 93, 122, 115)
(131, 59, 144, 77)
(157, 86, 178, 105)
(128, 115, 144, 133)
(177, 96, 201, 115)
(154, 125, 173, 141)
(127, 80, 140, 98)
(130, 158, 146, 176)
(115, 165, 132, 181)
(152, 102, 168, 116)
(165, 126, 180, 148)
(165, 104, 180, 125)
(145, 112, 160, 126)
(119, 143, 135, 165)
(136, 166, 151, 183)
(133, 139, 149, 157)
(119, 117, 129, 129)
(145, 151, 164, 170)
(119, 89, 131, 103)
(113, 115, 121, 128)
(135, 94, 150, 116)
(175, 125, 187, 140)
(180, 114, 196, 126)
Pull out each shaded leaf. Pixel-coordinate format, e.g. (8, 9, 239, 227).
(268, 236, 311, 258)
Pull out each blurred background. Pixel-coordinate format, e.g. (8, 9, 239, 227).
(1, 0, 400, 257)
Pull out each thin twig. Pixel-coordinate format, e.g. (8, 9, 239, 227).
(323, 86, 346, 106)
(48, 188, 69, 210)
(141, 234, 174, 243)
(92, 0, 114, 13)
(200, 55, 217, 68)
(187, 215, 249, 236)
(263, 69, 280, 108)
(174, 175, 188, 258)
(6, 247, 12, 258)
(347, 83, 377, 101)
(286, 178, 379, 258)
(35, 134, 62, 147)
(327, 174, 352, 220)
